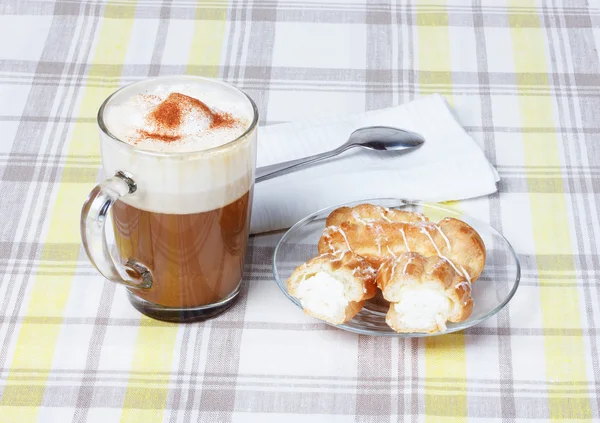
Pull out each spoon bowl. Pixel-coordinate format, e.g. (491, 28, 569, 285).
(346, 126, 426, 151)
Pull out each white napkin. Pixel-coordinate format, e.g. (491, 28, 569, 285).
(250, 94, 499, 234)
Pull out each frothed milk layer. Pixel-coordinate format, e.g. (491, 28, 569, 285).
(100, 77, 257, 214)
(104, 82, 251, 153)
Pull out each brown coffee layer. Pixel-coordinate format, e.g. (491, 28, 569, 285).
(111, 191, 252, 307)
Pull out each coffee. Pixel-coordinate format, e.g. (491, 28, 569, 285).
(112, 191, 252, 308)
(97, 76, 257, 321)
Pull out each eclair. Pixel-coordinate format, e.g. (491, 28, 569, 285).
(318, 217, 485, 282)
(326, 203, 428, 227)
(377, 252, 473, 333)
(287, 251, 377, 325)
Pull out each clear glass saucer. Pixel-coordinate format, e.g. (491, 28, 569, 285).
(272, 199, 521, 337)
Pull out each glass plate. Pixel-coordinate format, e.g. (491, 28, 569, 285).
(272, 198, 520, 337)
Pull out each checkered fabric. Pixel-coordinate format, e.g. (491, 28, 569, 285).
(0, 0, 599, 421)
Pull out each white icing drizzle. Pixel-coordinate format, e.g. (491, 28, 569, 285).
(324, 230, 337, 253)
(378, 206, 393, 223)
(420, 227, 439, 255)
(329, 252, 344, 263)
(372, 224, 385, 255)
(401, 256, 415, 275)
(392, 253, 413, 282)
(323, 226, 343, 254)
(456, 281, 471, 291)
(457, 265, 472, 283)
(330, 225, 352, 252)
(435, 225, 452, 251)
(351, 209, 370, 225)
(385, 245, 396, 258)
(419, 226, 470, 283)
(399, 227, 410, 252)
(442, 257, 470, 283)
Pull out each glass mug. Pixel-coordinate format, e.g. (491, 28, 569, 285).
(81, 76, 258, 322)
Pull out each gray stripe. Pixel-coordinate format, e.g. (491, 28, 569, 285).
(222, 0, 237, 81)
(166, 325, 191, 423)
(148, 0, 172, 77)
(365, 0, 392, 111)
(6, 1, 600, 29)
(0, 384, 581, 416)
(234, 0, 277, 127)
(8, 377, 600, 394)
(405, 0, 415, 102)
(5, 73, 600, 92)
(0, 316, 596, 334)
(356, 336, 392, 421)
(5, 368, 600, 386)
(182, 325, 203, 422)
(210, 390, 356, 415)
(232, 0, 248, 85)
(6, 62, 600, 92)
(5, 0, 600, 14)
(0, 383, 574, 417)
(6, 60, 600, 85)
(499, 176, 600, 193)
(396, 338, 406, 419)
(409, 338, 419, 423)
(3, 80, 600, 98)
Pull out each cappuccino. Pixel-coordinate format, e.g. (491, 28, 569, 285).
(98, 76, 257, 321)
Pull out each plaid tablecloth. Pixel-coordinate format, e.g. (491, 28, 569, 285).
(1, 0, 599, 421)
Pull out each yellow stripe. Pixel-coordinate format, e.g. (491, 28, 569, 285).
(417, 0, 452, 92)
(186, 0, 227, 77)
(0, 3, 137, 421)
(119, 321, 178, 423)
(508, 1, 592, 420)
(424, 196, 467, 423)
(424, 334, 467, 422)
(120, 2, 228, 421)
(417, 2, 467, 421)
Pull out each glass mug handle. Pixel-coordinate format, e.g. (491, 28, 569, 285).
(80, 171, 153, 289)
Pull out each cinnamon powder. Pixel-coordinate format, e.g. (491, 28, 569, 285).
(138, 92, 239, 143)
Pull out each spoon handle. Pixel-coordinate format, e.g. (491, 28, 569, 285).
(255, 146, 349, 183)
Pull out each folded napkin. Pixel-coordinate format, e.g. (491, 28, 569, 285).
(250, 94, 499, 234)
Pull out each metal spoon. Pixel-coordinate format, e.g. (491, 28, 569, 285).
(255, 126, 425, 183)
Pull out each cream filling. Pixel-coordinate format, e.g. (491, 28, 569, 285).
(296, 272, 348, 322)
(393, 288, 452, 331)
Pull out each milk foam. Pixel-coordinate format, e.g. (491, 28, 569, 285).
(104, 82, 250, 153)
(99, 76, 257, 214)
